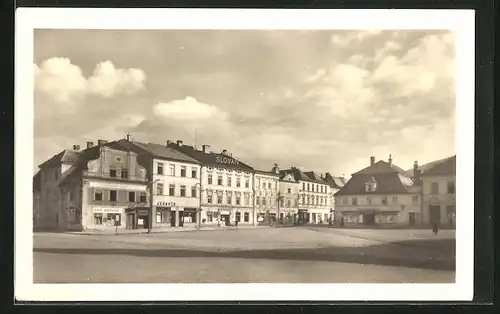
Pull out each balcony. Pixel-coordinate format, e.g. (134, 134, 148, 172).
(83, 171, 148, 183)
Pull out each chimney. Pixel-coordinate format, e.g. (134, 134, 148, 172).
(87, 141, 94, 149)
(126, 134, 131, 141)
(272, 163, 279, 174)
(413, 160, 419, 171)
(202, 145, 211, 154)
(370, 156, 375, 165)
(97, 139, 108, 146)
(389, 154, 393, 165)
(73, 145, 80, 151)
(177, 140, 183, 147)
(222, 149, 228, 155)
(166, 140, 172, 146)
(413, 161, 421, 184)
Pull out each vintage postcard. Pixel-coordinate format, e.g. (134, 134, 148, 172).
(15, 8, 475, 301)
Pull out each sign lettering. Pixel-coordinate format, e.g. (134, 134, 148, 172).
(156, 201, 176, 207)
(94, 208, 122, 214)
(215, 156, 240, 165)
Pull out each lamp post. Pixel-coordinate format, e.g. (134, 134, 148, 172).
(194, 182, 202, 229)
(148, 178, 160, 234)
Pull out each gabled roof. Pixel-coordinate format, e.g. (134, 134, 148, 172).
(280, 167, 316, 183)
(38, 149, 81, 169)
(116, 140, 200, 164)
(323, 173, 347, 189)
(353, 160, 407, 176)
(422, 155, 456, 177)
(404, 155, 455, 177)
(168, 143, 254, 172)
(33, 171, 41, 192)
(254, 169, 280, 177)
(303, 171, 328, 185)
(334, 172, 415, 196)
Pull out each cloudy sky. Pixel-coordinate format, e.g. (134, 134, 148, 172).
(34, 29, 455, 177)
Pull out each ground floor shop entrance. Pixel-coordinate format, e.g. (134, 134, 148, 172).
(170, 210, 184, 227)
(409, 212, 416, 226)
(183, 208, 197, 224)
(298, 209, 309, 224)
(362, 213, 375, 225)
(125, 207, 150, 230)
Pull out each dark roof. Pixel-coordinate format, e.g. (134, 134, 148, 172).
(421, 155, 456, 177)
(303, 171, 328, 185)
(168, 143, 254, 171)
(323, 173, 347, 189)
(334, 172, 415, 196)
(254, 169, 280, 177)
(33, 171, 41, 192)
(280, 167, 316, 183)
(353, 160, 407, 176)
(38, 149, 81, 169)
(116, 140, 200, 164)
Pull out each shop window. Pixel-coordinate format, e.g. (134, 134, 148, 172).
(110, 169, 117, 178)
(94, 213, 103, 225)
(208, 174, 213, 185)
(121, 169, 129, 179)
(181, 166, 187, 177)
(110, 190, 117, 202)
(191, 186, 197, 198)
(180, 185, 186, 197)
(191, 168, 197, 178)
(139, 192, 147, 203)
(169, 184, 175, 196)
(156, 210, 167, 223)
(128, 191, 135, 202)
(244, 212, 249, 222)
(108, 213, 121, 226)
(157, 163, 164, 175)
(94, 191, 103, 201)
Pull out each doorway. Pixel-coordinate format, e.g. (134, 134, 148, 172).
(221, 214, 230, 226)
(363, 213, 375, 225)
(126, 213, 134, 230)
(429, 205, 441, 224)
(408, 212, 416, 226)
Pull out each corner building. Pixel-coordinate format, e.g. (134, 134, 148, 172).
(168, 141, 255, 226)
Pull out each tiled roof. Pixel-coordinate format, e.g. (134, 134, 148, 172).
(334, 172, 414, 196)
(124, 141, 201, 164)
(404, 156, 454, 177)
(33, 171, 41, 192)
(323, 173, 347, 189)
(421, 155, 456, 177)
(254, 169, 280, 177)
(168, 143, 254, 171)
(303, 171, 328, 184)
(353, 160, 407, 176)
(280, 167, 316, 183)
(38, 149, 81, 169)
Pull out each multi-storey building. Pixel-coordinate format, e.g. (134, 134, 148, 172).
(277, 166, 300, 224)
(254, 167, 280, 224)
(167, 141, 255, 226)
(33, 171, 41, 228)
(322, 173, 347, 222)
(116, 139, 202, 228)
(420, 155, 456, 227)
(334, 155, 422, 226)
(39, 140, 151, 231)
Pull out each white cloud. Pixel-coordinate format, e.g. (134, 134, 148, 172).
(153, 97, 224, 121)
(331, 30, 383, 47)
(34, 58, 146, 104)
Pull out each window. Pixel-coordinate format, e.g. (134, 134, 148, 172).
(262, 182, 266, 188)
(94, 191, 103, 201)
(169, 165, 175, 176)
(217, 194, 223, 204)
(217, 175, 223, 186)
(352, 197, 358, 205)
(236, 177, 241, 187)
(207, 195, 213, 204)
(412, 195, 418, 203)
(227, 193, 232, 205)
(301, 196, 305, 204)
(287, 200, 291, 207)
(180, 166, 187, 177)
(68, 190, 74, 202)
(110, 190, 117, 202)
(192, 168, 197, 178)
(236, 212, 241, 222)
(119, 168, 129, 179)
(228, 177, 232, 187)
(94, 213, 103, 225)
(342, 198, 348, 205)
(157, 163, 164, 175)
(208, 174, 213, 185)
(256, 197, 261, 206)
(316, 196, 319, 204)
(191, 186, 197, 198)
(392, 196, 398, 204)
(180, 185, 186, 197)
(302, 183, 305, 191)
(245, 178, 250, 188)
(287, 188, 291, 194)
(367, 196, 372, 204)
(262, 198, 267, 206)
(236, 194, 241, 205)
(431, 182, 439, 194)
(139, 192, 147, 203)
(381, 196, 388, 205)
(244, 212, 249, 222)
(169, 184, 175, 196)
(128, 192, 135, 202)
(316, 185, 319, 192)
(156, 183, 164, 195)
(107, 213, 121, 226)
(268, 182, 272, 189)
(110, 169, 117, 178)
(207, 211, 213, 222)
(307, 183, 310, 191)
(447, 182, 455, 194)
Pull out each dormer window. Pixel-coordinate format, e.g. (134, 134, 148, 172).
(365, 177, 377, 192)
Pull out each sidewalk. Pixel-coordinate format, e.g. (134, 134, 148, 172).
(66, 224, 270, 236)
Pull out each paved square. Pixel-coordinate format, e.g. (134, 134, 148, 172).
(33, 227, 455, 283)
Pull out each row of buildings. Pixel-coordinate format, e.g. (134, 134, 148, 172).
(32, 137, 456, 232)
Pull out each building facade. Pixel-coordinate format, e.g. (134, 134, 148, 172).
(421, 156, 456, 226)
(116, 140, 202, 228)
(33, 171, 41, 228)
(322, 173, 347, 221)
(277, 167, 300, 224)
(334, 156, 422, 226)
(168, 141, 255, 226)
(254, 168, 280, 224)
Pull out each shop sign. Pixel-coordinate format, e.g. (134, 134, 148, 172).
(156, 201, 176, 207)
(94, 208, 122, 214)
(215, 156, 240, 165)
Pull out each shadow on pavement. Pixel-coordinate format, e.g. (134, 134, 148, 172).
(34, 239, 455, 271)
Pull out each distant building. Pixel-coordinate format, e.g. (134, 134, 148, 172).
(277, 165, 300, 224)
(322, 173, 347, 220)
(334, 155, 422, 226)
(420, 155, 456, 227)
(33, 171, 41, 228)
(168, 141, 255, 226)
(254, 168, 280, 224)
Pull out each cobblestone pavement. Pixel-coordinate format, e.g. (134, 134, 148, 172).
(33, 227, 455, 283)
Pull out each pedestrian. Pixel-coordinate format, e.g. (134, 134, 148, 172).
(340, 217, 345, 228)
(432, 222, 439, 235)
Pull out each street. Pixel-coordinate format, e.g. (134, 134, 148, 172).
(33, 227, 455, 283)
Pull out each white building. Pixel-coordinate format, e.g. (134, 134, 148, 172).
(168, 141, 255, 226)
(278, 167, 300, 224)
(254, 168, 280, 224)
(322, 173, 347, 221)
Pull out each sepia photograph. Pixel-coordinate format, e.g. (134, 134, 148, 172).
(15, 9, 475, 301)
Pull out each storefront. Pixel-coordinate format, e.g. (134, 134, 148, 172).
(93, 207, 124, 229)
(298, 209, 309, 224)
(125, 207, 150, 230)
(219, 208, 231, 226)
(183, 207, 198, 224)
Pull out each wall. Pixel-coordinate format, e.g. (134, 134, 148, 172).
(60, 177, 83, 231)
(38, 165, 68, 229)
(422, 175, 456, 225)
(297, 180, 331, 223)
(254, 173, 279, 219)
(278, 179, 300, 213)
(86, 146, 148, 181)
(33, 191, 41, 227)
